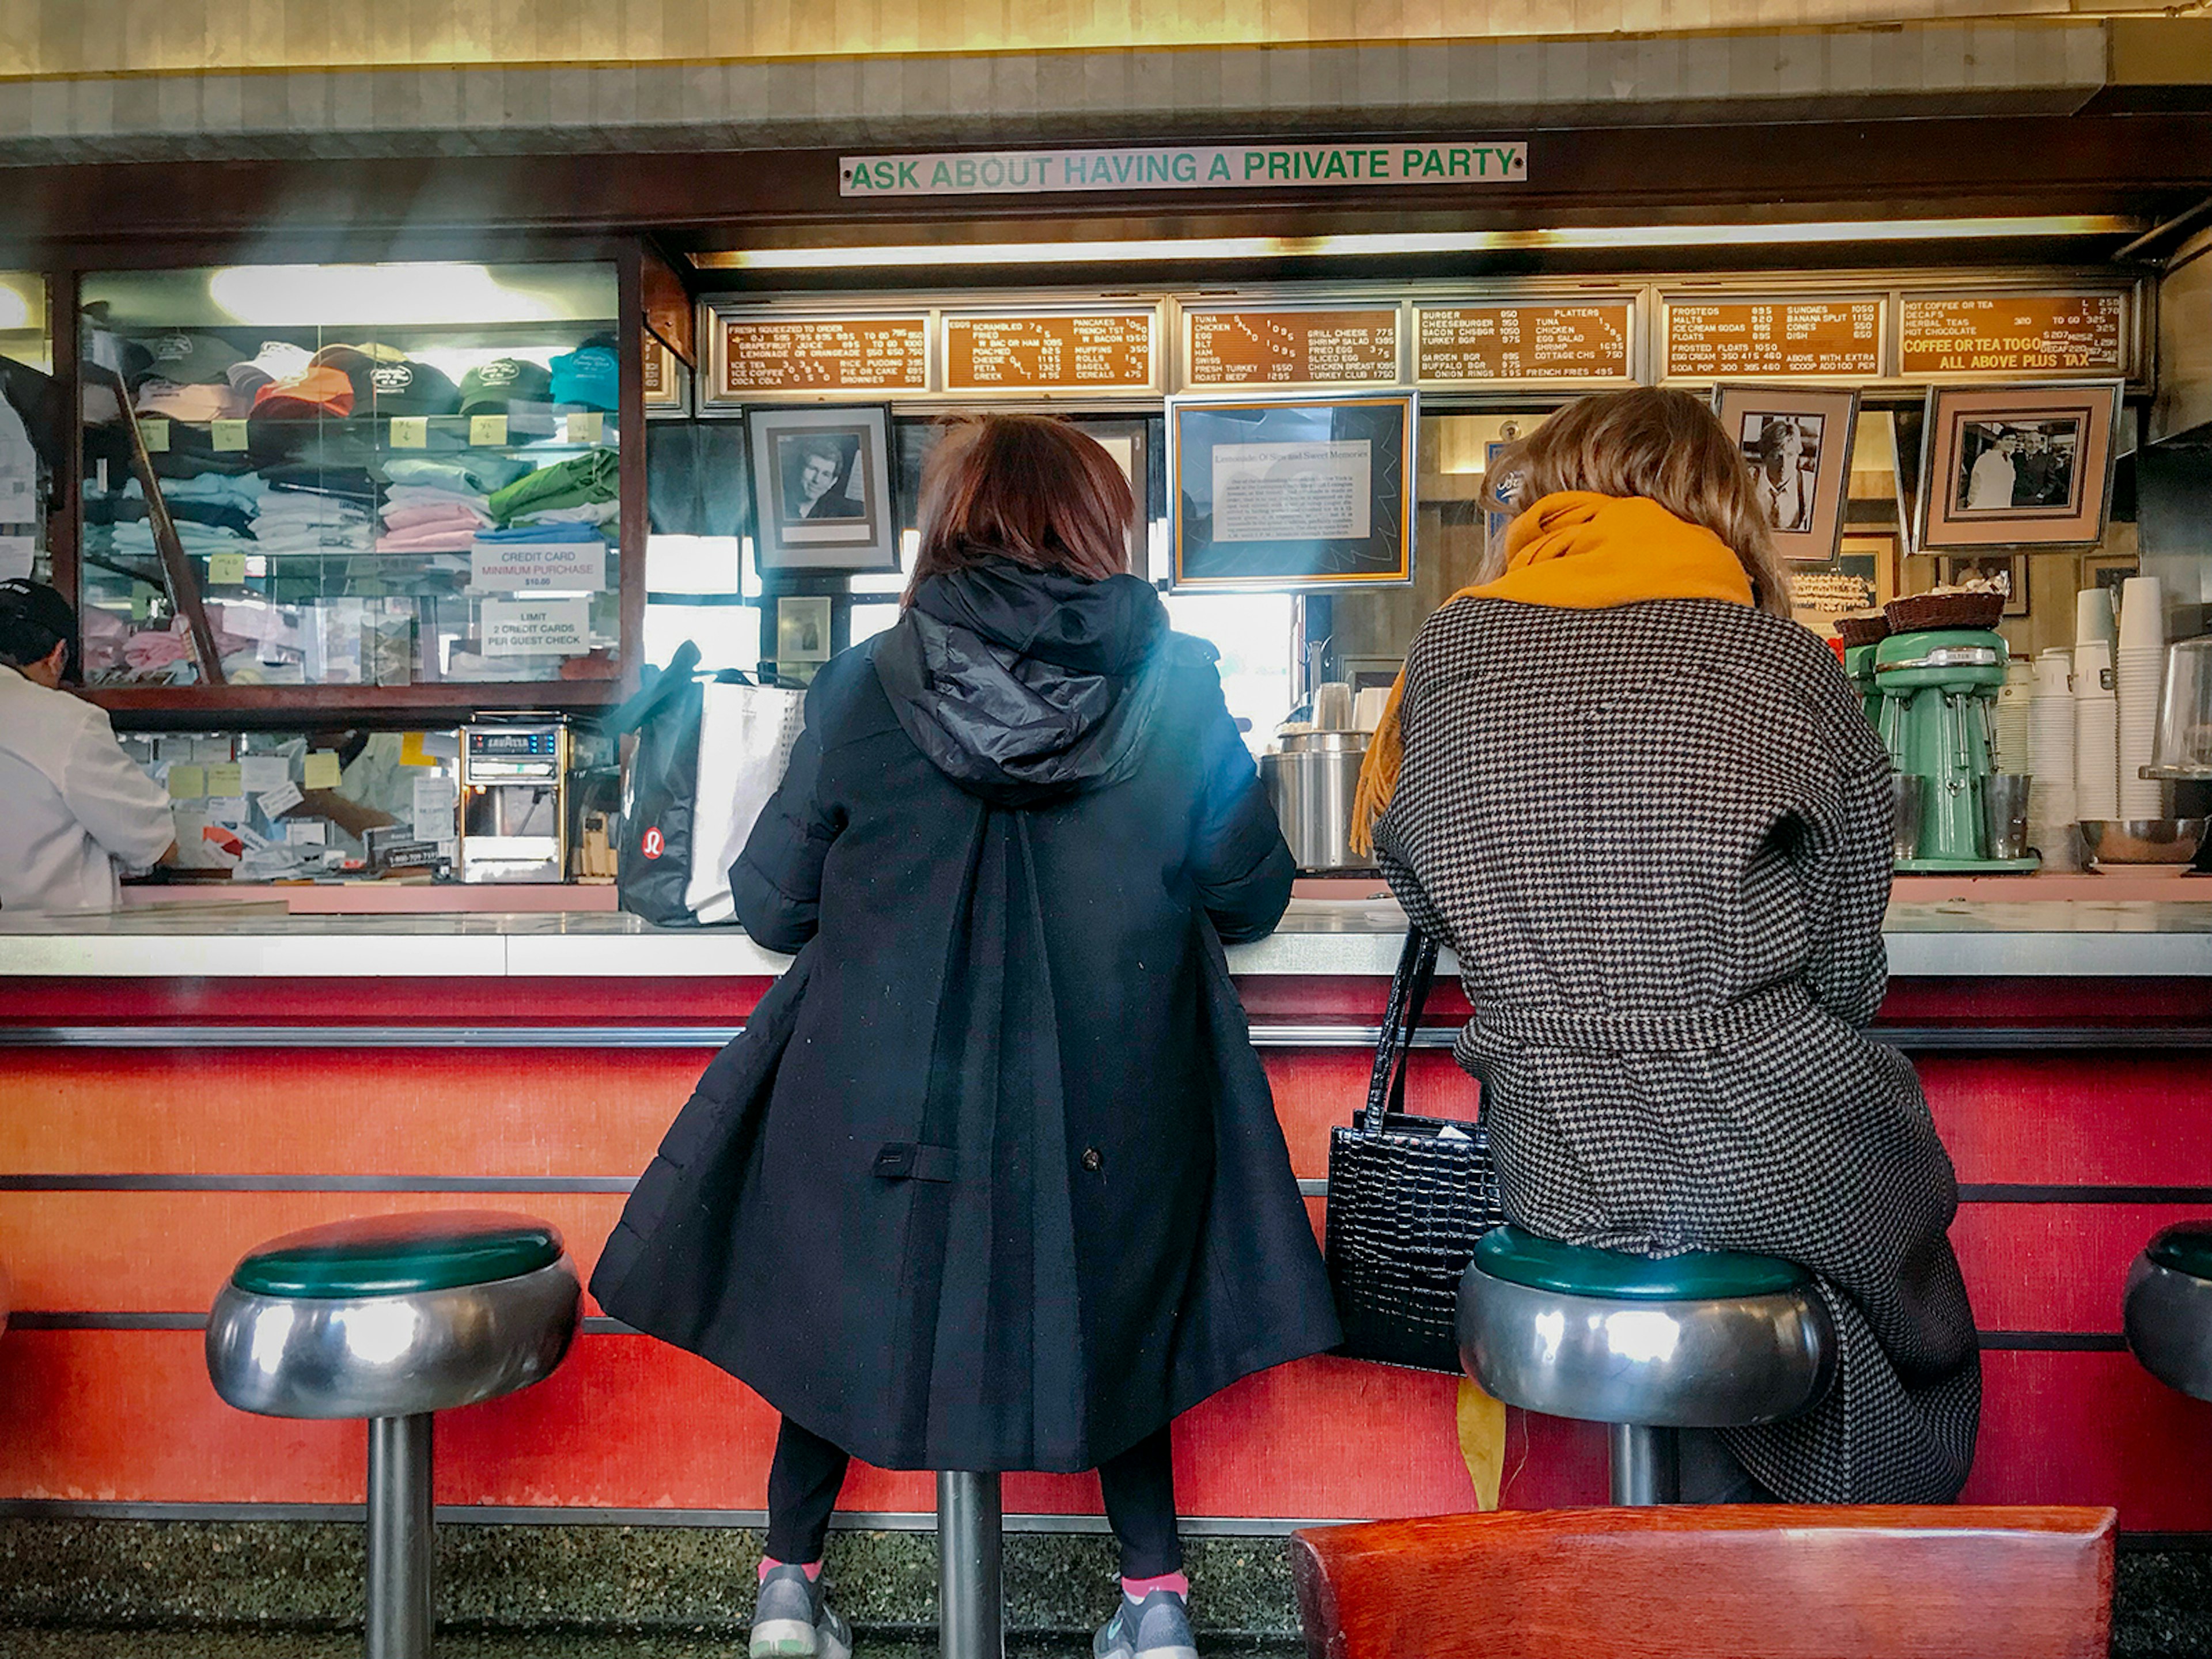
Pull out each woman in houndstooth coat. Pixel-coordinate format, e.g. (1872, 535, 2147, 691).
(1355, 389, 1980, 1503)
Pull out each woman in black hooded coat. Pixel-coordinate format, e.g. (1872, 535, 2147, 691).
(593, 415, 1339, 1659)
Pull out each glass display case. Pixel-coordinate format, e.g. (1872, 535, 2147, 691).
(77, 260, 626, 706)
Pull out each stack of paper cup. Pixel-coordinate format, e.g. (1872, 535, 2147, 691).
(2074, 637, 2120, 821)
(2028, 650, 2078, 866)
(2116, 575, 2168, 818)
(2077, 586, 2118, 658)
(1994, 658, 2033, 775)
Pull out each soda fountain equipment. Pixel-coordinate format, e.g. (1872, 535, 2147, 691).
(1873, 592, 2039, 872)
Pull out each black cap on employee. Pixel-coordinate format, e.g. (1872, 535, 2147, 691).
(0, 578, 78, 672)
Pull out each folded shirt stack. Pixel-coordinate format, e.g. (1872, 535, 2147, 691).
(377, 482, 495, 553)
(256, 488, 373, 556)
(486, 449, 619, 525)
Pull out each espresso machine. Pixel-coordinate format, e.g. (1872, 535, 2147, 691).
(1873, 627, 2038, 872)
(459, 716, 570, 884)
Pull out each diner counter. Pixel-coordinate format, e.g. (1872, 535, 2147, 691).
(2, 897, 2210, 980)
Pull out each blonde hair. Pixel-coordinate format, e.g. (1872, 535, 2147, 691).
(1483, 388, 1793, 618)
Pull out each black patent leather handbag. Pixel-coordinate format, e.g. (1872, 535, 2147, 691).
(1323, 929, 1505, 1372)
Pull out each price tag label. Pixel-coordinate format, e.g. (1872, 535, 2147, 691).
(141, 418, 171, 453)
(469, 414, 509, 446)
(207, 552, 248, 585)
(211, 419, 249, 452)
(302, 750, 343, 789)
(563, 411, 604, 445)
(389, 416, 429, 449)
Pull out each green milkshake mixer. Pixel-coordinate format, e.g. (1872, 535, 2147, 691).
(1874, 624, 2039, 872)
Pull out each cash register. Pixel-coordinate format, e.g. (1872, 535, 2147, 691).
(458, 717, 570, 884)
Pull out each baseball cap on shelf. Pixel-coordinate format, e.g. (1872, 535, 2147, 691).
(250, 366, 357, 422)
(457, 357, 554, 415)
(136, 378, 249, 423)
(137, 331, 245, 387)
(549, 344, 619, 412)
(227, 341, 316, 397)
(353, 357, 462, 418)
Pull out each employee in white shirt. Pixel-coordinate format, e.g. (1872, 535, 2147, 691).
(0, 579, 176, 912)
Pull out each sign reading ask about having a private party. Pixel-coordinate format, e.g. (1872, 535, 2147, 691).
(839, 140, 1529, 196)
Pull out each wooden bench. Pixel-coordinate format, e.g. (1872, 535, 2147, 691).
(1291, 1505, 2116, 1659)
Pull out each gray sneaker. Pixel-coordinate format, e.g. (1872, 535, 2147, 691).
(1094, 1587, 1199, 1659)
(749, 1563, 852, 1659)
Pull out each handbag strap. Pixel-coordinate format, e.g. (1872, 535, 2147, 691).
(1361, 929, 1440, 1137)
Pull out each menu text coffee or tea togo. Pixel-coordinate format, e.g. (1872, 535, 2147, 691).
(944, 312, 1156, 392)
(1665, 298, 1883, 378)
(1184, 309, 1399, 386)
(721, 316, 929, 394)
(1415, 302, 1634, 382)
(1898, 293, 2126, 376)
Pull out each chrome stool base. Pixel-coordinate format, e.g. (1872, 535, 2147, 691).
(368, 1415, 434, 1659)
(937, 1471, 1005, 1659)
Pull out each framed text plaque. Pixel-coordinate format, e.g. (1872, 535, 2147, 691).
(1664, 297, 1883, 380)
(1182, 308, 1400, 388)
(712, 315, 929, 402)
(643, 334, 688, 416)
(942, 310, 1158, 394)
(1415, 302, 1634, 385)
(1167, 391, 1416, 593)
(1897, 293, 2127, 378)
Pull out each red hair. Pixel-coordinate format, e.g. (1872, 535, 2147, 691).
(906, 415, 1134, 603)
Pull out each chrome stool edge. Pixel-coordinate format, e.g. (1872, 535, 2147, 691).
(2124, 1253, 2212, 1403)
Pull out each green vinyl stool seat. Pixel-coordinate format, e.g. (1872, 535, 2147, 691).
(206, 1212, 582, 1659)
(2124, 1221, 2212, 1404)
(232, 1213, 565, 1299)
(1458, 1225, 1835, 1505)
(1471, 1225, 1810, 1302)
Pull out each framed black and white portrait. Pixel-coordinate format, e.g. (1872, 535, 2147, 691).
(1918, 382, 2121, 550)
(1711, 384, 1859, 562)
(745, 404, 899, 573)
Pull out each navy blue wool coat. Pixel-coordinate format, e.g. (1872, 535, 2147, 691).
(593, 562, 1340, 1472)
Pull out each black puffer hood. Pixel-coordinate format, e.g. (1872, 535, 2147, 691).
(872, 558, 1179, 806)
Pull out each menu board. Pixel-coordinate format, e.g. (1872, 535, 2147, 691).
(1897, 293, 2126, 376)
(944, 312, 1154, 392)
(720, 316, 928, 395)
(1416, 302, 1633, 382)
(1185, 309, 1398, 386)
(1664, 298, 1882, 378)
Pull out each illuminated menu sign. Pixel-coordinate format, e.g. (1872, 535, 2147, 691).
(1184, 309, 1399, 385)
(1664, 298, 1881, 378)
(720, 316, 928, 394)
(1898, 293, 2126, 376)
(1416, 302, 1633, 382)
(944, 312, 1154, 392)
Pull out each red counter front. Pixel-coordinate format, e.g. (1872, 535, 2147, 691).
(2, 941, 2209, 1536)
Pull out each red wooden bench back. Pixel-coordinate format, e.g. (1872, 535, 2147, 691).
(1291, 1505, 2115, 1659)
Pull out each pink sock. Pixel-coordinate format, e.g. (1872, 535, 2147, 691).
(760, 1556, 824, 1583)
(1123, 1571, 1190, 1602)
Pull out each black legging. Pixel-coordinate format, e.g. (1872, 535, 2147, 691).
(765, 1415, 1183, 1578)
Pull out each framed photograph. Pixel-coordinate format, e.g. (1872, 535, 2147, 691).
(1712, 384, 1859, 562)
(2081, 551, 2138, 601)
(1938, 553, 2030, 616)
(1167, 391, 1417, 593)
(1917, 381, 2122, 550)
(744, 403, 899, 573)
(776, 596, 832, 662)
(642, 334, 689, 418)
(1788, 532, 1902, 635)
(1067, 417, 1150, 575)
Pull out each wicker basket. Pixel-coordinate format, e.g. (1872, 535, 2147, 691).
(1887, 591, 2005, 633)
(1836, 613, 1891, 647)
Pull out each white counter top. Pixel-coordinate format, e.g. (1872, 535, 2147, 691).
(0, 897, 2208, 979)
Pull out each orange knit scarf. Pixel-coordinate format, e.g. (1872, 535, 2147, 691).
(1349, 491, 1755, 853)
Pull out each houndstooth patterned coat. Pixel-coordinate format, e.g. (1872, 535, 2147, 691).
(1373, 595, 1980, 1503)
